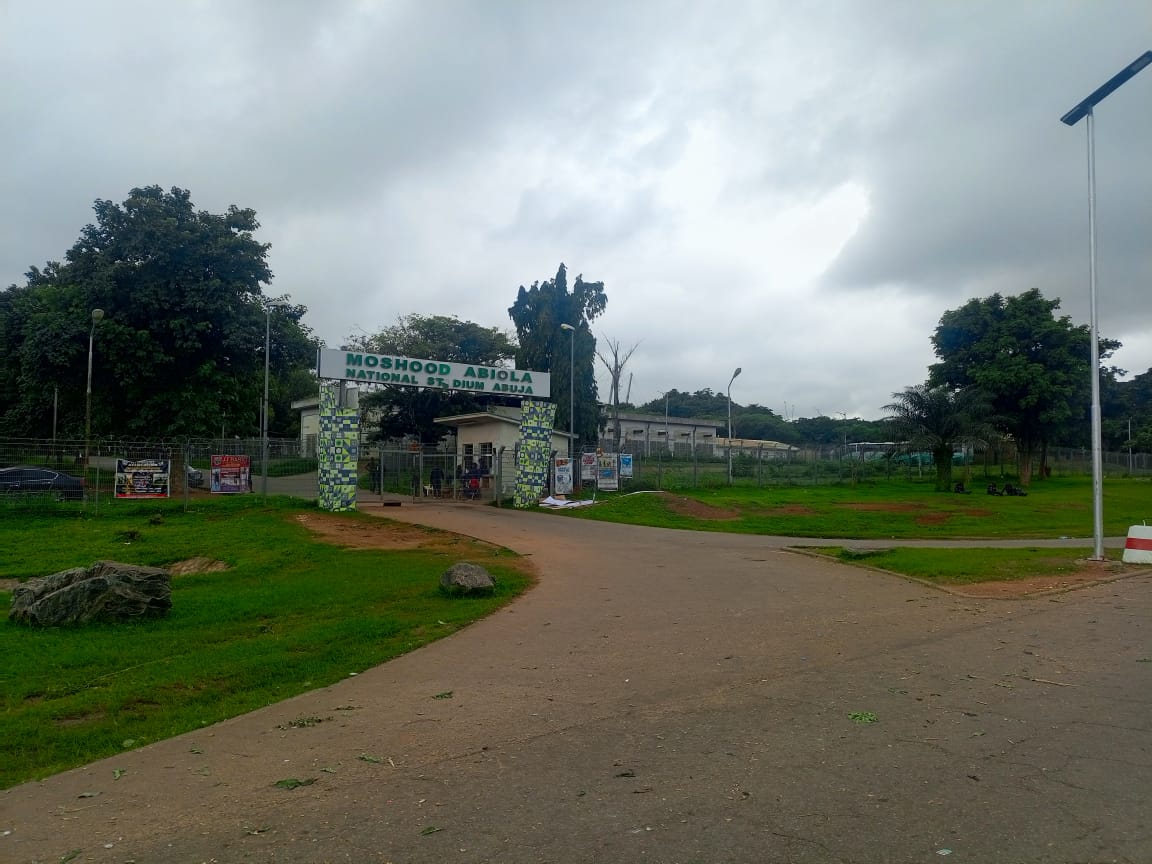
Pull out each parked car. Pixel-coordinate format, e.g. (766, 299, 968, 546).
(185, 463, 204, 487)
(0, 466, 86, 500)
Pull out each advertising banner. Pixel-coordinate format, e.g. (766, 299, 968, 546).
(597, 454, 619, 491)
(554, 457, 573, 495)
(114, 458, 171, 499)
(210, 454, 251, 494)
(619, 453, 634, 479)
(580, 452, 597, 481)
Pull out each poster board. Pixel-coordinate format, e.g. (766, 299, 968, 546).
(619, 453, 634, 479)
(210, 454, 251, 494)
(596, 454, 619, 491)
(554, 457, 574, 495)
(580, 452, 597, 482)
(114, 458, 171, 499)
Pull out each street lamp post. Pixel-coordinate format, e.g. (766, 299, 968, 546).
(560, 323, 576, 459)
(1061, 50, 1152, 561)
(262, 299, 290, 496)
(727, 366, 742, 485)
(84, 308, 105, 479)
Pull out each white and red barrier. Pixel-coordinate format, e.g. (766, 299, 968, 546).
(1122, 525, 1152, 564)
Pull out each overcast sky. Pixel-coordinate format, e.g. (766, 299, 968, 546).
(3, 1, 1150, 419)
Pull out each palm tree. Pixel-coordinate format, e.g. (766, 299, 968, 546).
(884, 384, 990, 492)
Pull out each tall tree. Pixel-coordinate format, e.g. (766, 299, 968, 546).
(596, 336, 640, 449)
(929, 288, 1118, 484)
(349, 314, 517, 442)
(508, 264, 606, 446)
(0, 186, 316, 439)
(884, 384, 990, 491)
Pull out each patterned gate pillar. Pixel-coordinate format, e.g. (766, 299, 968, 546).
(317, 382, 359, 512)
(513, 399, 557, 508)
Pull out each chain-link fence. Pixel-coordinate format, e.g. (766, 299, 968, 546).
(0, 437, 316, 512)
(595, 439, 1152, 490)
(4, 435, 1149, 512)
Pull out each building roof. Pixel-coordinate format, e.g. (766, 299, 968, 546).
(605, 410, 721, 429)
(715, 437, 799, 451)
(434, 407, 574, 439)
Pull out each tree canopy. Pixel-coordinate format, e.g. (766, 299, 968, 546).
(928, 288, 1118, 483)
(349, 314, 518, 442)
(0, 186, 316, 439)
(508, 264, 605, 445)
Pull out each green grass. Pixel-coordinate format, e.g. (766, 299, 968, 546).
(0, 498, 530, 789)
(807, 545, 1114, 585)
(554, 476, 1152, 539)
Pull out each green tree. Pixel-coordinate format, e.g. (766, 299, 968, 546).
(1106, 367, 1152, 454)
(349, 314, 518, 442)
(883, 384, 990, 491)
(0, 186, 316, 439)
(928, 289, 1118, 484)
(508, 264, 606, 445)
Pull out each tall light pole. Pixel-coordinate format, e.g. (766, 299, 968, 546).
(560, 323, 576, 458)
(664, 390, 671, 454)
(262, 299, 290, 496)
(84, 308, 105, 478)
(727, 366, 742, 485)
(1061, 49, 1152, 561)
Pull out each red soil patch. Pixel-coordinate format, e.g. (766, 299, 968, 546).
(840, 502, 920, 512)
(914, 513, 952, 525)
(756, 505, 819, 516)
(295, 513, 436, 549)
(293, 513, 538, 578)
(661, 495, 741, 521)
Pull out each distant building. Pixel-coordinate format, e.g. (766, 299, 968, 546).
(715, 437, 800, 460)
(292, 396, 320, 455)
(599, 410, 722, 456)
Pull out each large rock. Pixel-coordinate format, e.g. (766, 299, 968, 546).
(440, 562, 496, 594)
(8, 560, 172, 626)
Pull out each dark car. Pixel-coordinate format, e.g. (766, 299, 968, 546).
(185, 463, 204, 487)
(0, 466, 86, 500)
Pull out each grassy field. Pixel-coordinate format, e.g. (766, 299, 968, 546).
(0, 498, 531, 789)
(557, 476, 1151, 539)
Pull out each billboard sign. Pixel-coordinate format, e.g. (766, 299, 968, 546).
(317, 349, 549, 398)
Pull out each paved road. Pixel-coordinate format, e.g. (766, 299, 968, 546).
(3, 500, 1149, 863)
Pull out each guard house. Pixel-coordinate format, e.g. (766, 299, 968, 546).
(434, 406, 574, 495)
(602, 410, 722, 457)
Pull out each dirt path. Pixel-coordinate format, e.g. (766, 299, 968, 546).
(3, 501, 1150, 863)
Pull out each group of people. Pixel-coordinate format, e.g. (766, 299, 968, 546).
(418, 461, 482, 498)
(953, 480, 1028, 496)
(987, 482, 1027, 497)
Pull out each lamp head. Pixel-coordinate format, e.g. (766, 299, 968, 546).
(91, 308, 105, 322)
(560, 323, 575, 331)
